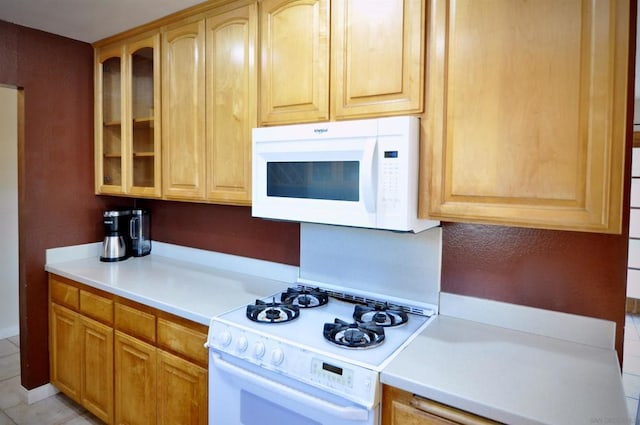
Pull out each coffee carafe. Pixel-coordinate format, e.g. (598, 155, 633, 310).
(100, 210, 131, 262)
(129, 209, 151, 257)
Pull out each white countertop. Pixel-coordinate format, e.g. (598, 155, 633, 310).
(45, 242, 297, 325)
(382, 296, 628, 425)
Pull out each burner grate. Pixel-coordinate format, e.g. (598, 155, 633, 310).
(297, 285, 435, 317)
(246, 298, 300, 324)
(323, 318, 385, 349)
(281, 287, 329, 308)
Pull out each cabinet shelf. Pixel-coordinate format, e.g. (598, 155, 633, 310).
(133, 117, 154, 126)
(133, 152, 155, 157)
(103, 153, 122, 158)
(104, 121, 122, 127)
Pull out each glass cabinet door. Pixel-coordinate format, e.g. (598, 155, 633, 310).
(127, 34, 161, 197)
(100, 55, 123, 191)
(95, 35, 160, 197)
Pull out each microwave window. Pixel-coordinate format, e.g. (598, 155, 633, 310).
(266, 161, 359, 201)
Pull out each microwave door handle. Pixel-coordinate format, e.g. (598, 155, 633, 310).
(211, 353, 370, 421)
(362, 139, 376, 213)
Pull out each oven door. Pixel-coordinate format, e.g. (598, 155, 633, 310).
(209, 351, 377, 425)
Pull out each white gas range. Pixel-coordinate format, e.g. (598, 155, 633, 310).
(206, 223, 442, 425)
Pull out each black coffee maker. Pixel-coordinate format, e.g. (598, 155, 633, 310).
(100, 210, 131, 262)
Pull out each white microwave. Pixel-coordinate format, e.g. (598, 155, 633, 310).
(251, 116, 439, 232)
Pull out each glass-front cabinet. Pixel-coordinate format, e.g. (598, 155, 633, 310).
(95, 33, 161, 197)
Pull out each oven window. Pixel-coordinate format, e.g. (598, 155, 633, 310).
(240, 390, 321, 425)
(266, 161, 359, 201)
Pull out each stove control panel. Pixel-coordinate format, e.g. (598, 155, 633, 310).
(209, 320, 379, 407)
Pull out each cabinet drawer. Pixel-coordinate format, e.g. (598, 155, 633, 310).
(157, 318, 207, 366)
(80, 290, 113, 325)
(50, 277, 79, 310)
(115, 302, 156, 343)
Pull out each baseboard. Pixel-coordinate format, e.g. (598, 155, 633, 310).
(20, 383, 59, 405)
(0, 326, 19, 340)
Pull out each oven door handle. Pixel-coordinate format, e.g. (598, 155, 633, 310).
(211, 353, 370, 421)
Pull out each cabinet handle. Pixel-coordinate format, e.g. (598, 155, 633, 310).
(409, 396, 499, 425)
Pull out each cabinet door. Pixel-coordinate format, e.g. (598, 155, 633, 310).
(157, 350, 207, 425)
(205, 4, 257, 204)
(115, 331, 157, 425)
(162, 20, 207, 200)
(423, 0, 629, 233)
(382, 385, 497, 425)
(80, 316, 114, 424)
(126, 34, 162, 198)
(50, 303, 81, 403)
(95, 44, 125, 195)
(331, 0, 424, 119)
(259, 0, 330, 125)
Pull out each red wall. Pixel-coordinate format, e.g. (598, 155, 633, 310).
(441, 223, 629, 357)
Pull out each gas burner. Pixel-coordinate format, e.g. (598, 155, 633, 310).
(280, 287, 329, 308)
(246, 298, 300, 324)
(323, 318, 385, 349)
(353, 303, 408, 327)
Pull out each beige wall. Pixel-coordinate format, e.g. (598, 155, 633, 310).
(0, 86, 18, 338)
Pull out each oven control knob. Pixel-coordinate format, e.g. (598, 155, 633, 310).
(253, 342, 266, 359)
(236, 336, 248, 352)
(270, 348, 284, 366)
(218, 330, 232, 347)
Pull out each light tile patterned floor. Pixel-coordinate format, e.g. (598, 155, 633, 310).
(0, 336, 101, 425)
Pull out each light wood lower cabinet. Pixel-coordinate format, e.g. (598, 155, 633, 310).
(81, 317, 114, 423)
(382, 385, 499, 425)
(48, 274, 208, 425)
(115, 331, 157, 425)
(157, 350, 207, 425)
(114, 301, 208, 425)
(50, 303, 82, 402)
(49, 276, 114, 424)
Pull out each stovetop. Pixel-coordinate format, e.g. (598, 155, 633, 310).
(212, 288, 432, 370)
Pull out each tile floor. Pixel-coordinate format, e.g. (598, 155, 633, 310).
(0, 320, 638, 424)
(0, 335, 101, 425)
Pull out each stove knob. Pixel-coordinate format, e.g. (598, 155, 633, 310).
(218, 330, 232, 347)
(270, 348, 284, 366)
(253, 342, 266, 359)
(236, 336, 248, 352)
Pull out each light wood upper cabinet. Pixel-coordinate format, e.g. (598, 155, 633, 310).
(206, 4, 257, 204)
(259, 0, 330, 125)
(127, 36, 162, 197)
(95, 33, 161, 198)
(331, 0, 424, 119)
(161, 5, 256, 205)
(259, 0, 424, 125)
(422, 0, 630, 233)
(95, 45, 125, 194)
(162, 20, 207, 200)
